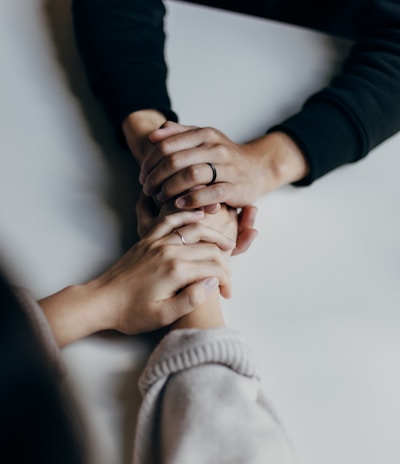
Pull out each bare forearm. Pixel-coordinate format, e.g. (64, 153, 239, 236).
(245, 131, 309, 194)
(171, 291, 225, 330)
(38, 282, 108, 348)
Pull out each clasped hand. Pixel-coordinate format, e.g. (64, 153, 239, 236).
(139, 121, 267, 210)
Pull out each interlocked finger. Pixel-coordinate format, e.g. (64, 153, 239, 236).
(169, 222, 235, 251)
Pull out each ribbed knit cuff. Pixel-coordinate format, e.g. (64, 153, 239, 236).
(271, 98, 365, 186)
(139, 328, 258, 395)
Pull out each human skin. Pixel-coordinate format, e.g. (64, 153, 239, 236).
(39, 210, 235, 347)
(135, 196, 240, 331)
(122, 110, 309, 212)
(122, 110, 258, 255)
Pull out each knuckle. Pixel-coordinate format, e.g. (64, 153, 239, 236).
(186, 288, 202, 309)
(159, 244, 175, 260)
(185, 164, 203, 183)
(162, 121, 175, 129)
(159, 215, 173, 229)
(162, 180, 175, 197)
(213, 183, 226, 199)
(167, 153, 183, 171)
(158, 139, 173, 155)
(201, 126, 218, 141)
(168, 259, 184, 279)
(215, 143, 229, 158)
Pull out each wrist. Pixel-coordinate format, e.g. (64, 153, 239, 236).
(38, 282, 108, 348)
(171, 291, 225, 330)
(122, 109, 167, 164)
(248, 131, 309, 194)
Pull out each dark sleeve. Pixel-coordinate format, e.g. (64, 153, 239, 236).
(71, 0, 178, 127)
(273, 0, 400, 185)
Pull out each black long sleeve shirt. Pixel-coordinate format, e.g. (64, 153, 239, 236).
(71, 0, 400, 184)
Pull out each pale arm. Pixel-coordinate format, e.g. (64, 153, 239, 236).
(38, 210, 234, 348)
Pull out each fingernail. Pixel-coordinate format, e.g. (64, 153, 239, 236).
(204, 277, 218, 293)
(143, 184, 150, 196)
(175, 197, 186, 208)
(156, 191, 167, 202)
(192, 209, 204, 218)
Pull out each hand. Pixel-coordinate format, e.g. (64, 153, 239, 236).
(93, 210, 235, 335)
(39, 210, 235, 346)
(140, 121, 308, 210)
(123, 114, 260, 253)
(136, 193, 258, 256)
(122, 109, 167, 164)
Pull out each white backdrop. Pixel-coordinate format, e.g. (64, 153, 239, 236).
(1, 1, 399, 463)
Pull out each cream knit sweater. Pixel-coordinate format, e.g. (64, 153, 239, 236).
(20, 290, 295, 464)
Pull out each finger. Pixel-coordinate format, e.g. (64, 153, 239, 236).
(232, 228, 258, 256)
(141, 126, 199, 183)
(177, 260, 232, 298)
(155, 252, 231, 302)
(148, 157, 220, 199)
(174, 182, 235, 210)
(144, 147, 220, 197)
(147, 210, 205, 240)
(202, 203, 221, 214)
(141, 127, 219, 182)
(162, 243, 232, 274)
(136, 194, 159, 238)
(171, 222, 236, 251)
(161, 276, 220, 321)
(238, 205, 258, 230)
(149, 121, 194, 143)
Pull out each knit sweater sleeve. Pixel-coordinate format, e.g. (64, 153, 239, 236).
(134, 328, 295, 464)
(274, 0, 400, 185)
(71, 0, 177, 127)
(13, 288, 65, 378)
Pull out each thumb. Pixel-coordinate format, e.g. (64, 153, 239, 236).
(165, 277, 219, 319)
(149, 121, 194, 143)
(136, 193, 158, 238)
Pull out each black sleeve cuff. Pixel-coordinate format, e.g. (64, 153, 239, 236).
(270, 98, 366, 186)
(94, 61, 178, 128)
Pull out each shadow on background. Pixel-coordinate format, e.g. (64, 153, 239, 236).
(42, 0, 141, 251)
(42, 1, 149, 463)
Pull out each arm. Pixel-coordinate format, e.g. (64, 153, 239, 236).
(39, 210, 234, 347)
(71, 0, 176, 163)
(134, 327, 295, 464)
(138, 0, 400, 208)
(274, 0, 400, 185)
(132, 206, 294, 463)
(71, 0, 307, 183)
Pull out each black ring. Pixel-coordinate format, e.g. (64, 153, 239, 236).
(206, 162, 217, 186)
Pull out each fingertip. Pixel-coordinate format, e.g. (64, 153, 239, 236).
(204, 276, 219, 294)
(190, 209, 205, 221)
(220, 284, 232, 299)
(203, 203, 221, 214)
(232, 228, 258, 256)
(175, 196, 187, 209)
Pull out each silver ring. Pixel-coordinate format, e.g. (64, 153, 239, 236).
(175, 229, 186, 245)
(206, 162, 217, 186)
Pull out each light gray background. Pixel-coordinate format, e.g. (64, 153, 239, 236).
(1, 1, 399, 463)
